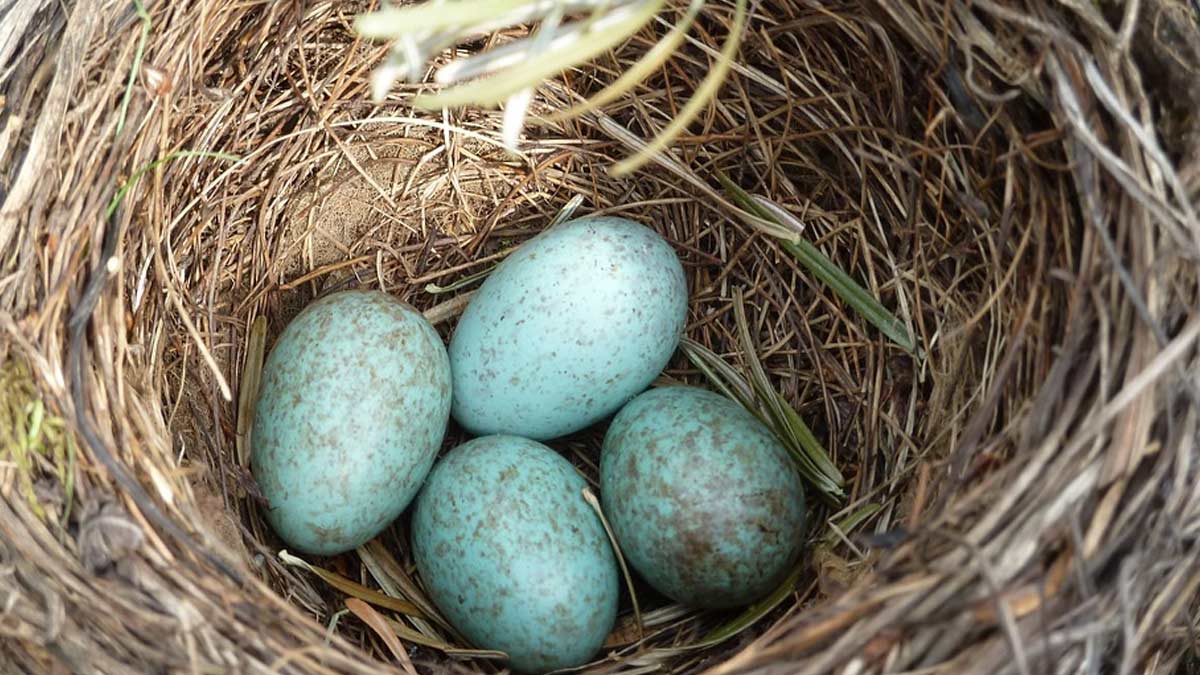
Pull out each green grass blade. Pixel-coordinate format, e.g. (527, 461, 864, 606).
(425, 267, 493, 295)
(547, 194, 585, 227)
(680, 333, 844, 503)
(236, 316, 266, 468)
(692, 501, 881, 648)
(679, 338, 756, 409)
(782, 238, 916, 356)
(822, 502, 883, 546)
(731, 291, 844, 502)
(717, 173, 918, 357)
(696, 563, 803, 646)
(107, 151, 240, 218)
(777, 402, 844, 490)
(116, 0, 151, 137)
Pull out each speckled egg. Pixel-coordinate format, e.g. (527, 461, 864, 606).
(412, 435, 619, 673)
(449, 215, 687, 440)
(600, 386, 806, 609)
(251, 290, 452, 556)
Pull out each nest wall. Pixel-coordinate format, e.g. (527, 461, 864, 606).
(1, 0, 1198, 674)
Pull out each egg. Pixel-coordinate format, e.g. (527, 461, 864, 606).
(251, 290, 452, 555)
(412, 435, 619, 673)
(599, 386, 806, 609)
(449, 215, 687, 440)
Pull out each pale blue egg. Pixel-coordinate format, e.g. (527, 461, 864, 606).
(600, 386, 807, 608)
(251, 290, 452, 555)
(412, 435, 619, 673)
(449, 216, 687, 440)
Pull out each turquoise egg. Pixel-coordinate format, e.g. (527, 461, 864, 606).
(599, 386, 806, 609)
(412, 435, 619, 673)
(449, 215, 687, 440)
(251, 290, 451, 555)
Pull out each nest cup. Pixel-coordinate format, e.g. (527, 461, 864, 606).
(2, 1, 1199, 673)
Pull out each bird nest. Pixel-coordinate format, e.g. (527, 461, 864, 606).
(2, 0, 1199, 673)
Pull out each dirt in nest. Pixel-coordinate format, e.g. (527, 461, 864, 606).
(259, 130, 525, 343)
(191, 475, 247, 561)
(275, 133, 516, 285)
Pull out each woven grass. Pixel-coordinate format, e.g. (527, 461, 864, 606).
(2, 0, 1199, 673)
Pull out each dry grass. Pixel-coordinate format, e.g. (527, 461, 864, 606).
(1, 0, 1198, 673)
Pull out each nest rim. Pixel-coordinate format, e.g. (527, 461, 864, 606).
(1, 0, 1198, 674)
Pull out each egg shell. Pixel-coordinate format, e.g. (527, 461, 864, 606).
(412, 435, 619, 673)
(449, 215, 687, 440)
(600, 386, 806, 609)
(251, 290, 451, 555)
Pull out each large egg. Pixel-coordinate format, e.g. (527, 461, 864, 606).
(449, 215, 687, 440)
(600, 386, 806, 608)
(412, 435, 619, 673)
(251, 290, 452, 555)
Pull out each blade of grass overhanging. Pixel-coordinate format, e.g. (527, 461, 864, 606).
(355, 0, 537, 37)
(718, 173, 917, 356)
(434, 3, 598, 85)
(414, 0, 664, 109)
(610, 0, 745, 176)
(547, 0, 704, 123)
(278, 551, 426, 618)
(501, 4, 561, 150)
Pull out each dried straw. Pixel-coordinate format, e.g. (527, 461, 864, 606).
(1, 0, 1197, 673)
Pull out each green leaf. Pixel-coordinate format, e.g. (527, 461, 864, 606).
(692, 502, 882, 649)
(822, 502, 883, 546)
(116, 0, 151, 137)
(732, 291, 844, 501)
(696, 563, 802, 646)
(108, 151, 240, 219)
(717, 173, 918, 357)
(680, 329, 845, 504)
(236, 316, 266, 468)
(425, 267, 493, 295)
